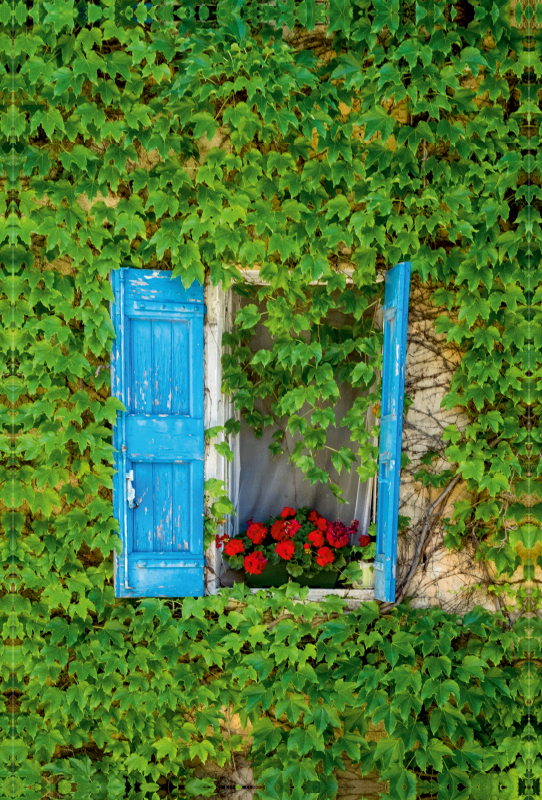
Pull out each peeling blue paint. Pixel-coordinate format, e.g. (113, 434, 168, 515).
(374, 262, 411, 603)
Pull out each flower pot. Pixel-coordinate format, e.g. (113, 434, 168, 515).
(297, 571, 338, 588)
(245, 562, 290, 588)
(352, 561, 375, 590)
(245, 563, 339, 589)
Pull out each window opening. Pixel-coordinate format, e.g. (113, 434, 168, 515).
(219, 286, 378, 590)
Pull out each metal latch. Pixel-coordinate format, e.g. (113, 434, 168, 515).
(126, 470, 138, 509)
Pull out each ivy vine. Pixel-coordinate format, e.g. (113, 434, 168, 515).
(0, 0, 540, 798)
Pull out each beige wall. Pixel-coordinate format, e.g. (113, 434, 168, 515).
(397, 279, 498, 612)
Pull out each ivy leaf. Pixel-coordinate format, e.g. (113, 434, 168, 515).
(43, 0, 76, 33)
(275, 695, 310, 724)
(304, 703, 341, 735)
(372, 703, 400, 734)
(252, 719, 283, 753)
(380, 633, 416, 667)
(372, 0, 400, 33)
(415, 738, 453, 772)
(421, 678, 461, 705)
(188, 740, 215, 764)
(458, 47, 489, 77)
(331, 447, 356, 475)
(287, 724, 324, 755)
(185, 778, 216, 797)
(31, 107, 65, 138)
(154, 737, 178, 760)
(460, 458, 485, 482)
(34, 730, 65, 758)
(23, 147, 53, 176)
(330, 53, 365, 87)
(373, 736, 404, 765)
(328, 0, 353, 35)
(360, 107, 394, 142)
(191, 112, 218, 142)
(478, 472, 509, 496)
(152, 219, 182, 258)
(115, 213, 146, 241)
(325, 195, 352, 221)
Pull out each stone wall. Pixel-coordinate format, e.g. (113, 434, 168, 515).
(396, 278, 521, 615)
(190, 712, 389, 799)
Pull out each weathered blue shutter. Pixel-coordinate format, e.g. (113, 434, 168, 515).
(111, 269, 205, 597)
(374, 262, 411, 602)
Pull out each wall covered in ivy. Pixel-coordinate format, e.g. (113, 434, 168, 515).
(1, 0, 540, 798)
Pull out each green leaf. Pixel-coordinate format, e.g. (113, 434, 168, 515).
(415, 738, 453, 772)
(214, 442, 234, 462)
(287, 725, 324, 756)
(191, 112, 218, 142)
(373, 736, 404, 766)
(380, 632, 416, 667)
(154, 737, 178, 760)
(360, 106, 394, 142)
(185, 778, 216, 797)
(304, 703, 341, 735)
(328, 0, 353, 34)
(275, 695, 310, 724)
(252, 719, 283, 753)
(188, 739, 215, 764)
(458, 47, 489, 77)
(373, 0, 400, 33)
(331, 447, 356, 475)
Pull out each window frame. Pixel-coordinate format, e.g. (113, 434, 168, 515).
(203, 269, 380, 603)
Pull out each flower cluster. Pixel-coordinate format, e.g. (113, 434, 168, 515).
(214, 532, 229, 550)
(244, 551, 267, 574)
(224, 538, 244, 557)
(326, 520, 359, 549)
(219, 506, 374, 580)
(270, 518, 301, 541)
(247, 521, 268, 544)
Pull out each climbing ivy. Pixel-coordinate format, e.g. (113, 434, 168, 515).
(1, 0, 540, 798)
(3, 588, 538, 800)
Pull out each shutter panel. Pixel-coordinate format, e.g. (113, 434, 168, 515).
(374, 262, 411, 603)
(111, 269, 205, 598)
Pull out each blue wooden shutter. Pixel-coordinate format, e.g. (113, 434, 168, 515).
(374, 262, 411, 603)
(111, 269, 205, 598)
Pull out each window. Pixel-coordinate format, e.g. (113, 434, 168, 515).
(217, 287, 377, 590)
(111, 263, 410, 602)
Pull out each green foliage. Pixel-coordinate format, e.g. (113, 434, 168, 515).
(0, 587, 534, 800)
(1, 0, 539, 798)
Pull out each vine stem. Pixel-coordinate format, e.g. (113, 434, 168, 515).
(380, 473, 462, 611)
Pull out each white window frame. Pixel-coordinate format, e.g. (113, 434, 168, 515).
(204, 269, 378, 605)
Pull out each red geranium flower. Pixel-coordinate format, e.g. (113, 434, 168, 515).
(359, 534, 371, 547)
(308, 510, 320, 523)
(275, 540, 295, 560)
(281, 506, 296, 519)
(327, 530, 349, 548)
(286, 519, 301, 536)
(271, 520, 288, 541)
(244, 551, 267, 574)
(247, 522, 268, 544)
(316, 546, 335, 567)
(214, 533, 229, 549)
(308, 530, 325, 548)
(303, 543, 311, 550)
(326, 522, 350, 548)
(224, 538, 244, 556)
(316, 518, 328, 532)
